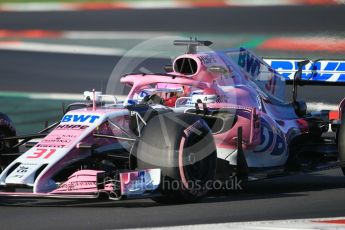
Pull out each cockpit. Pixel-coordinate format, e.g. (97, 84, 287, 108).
(130, 82, 220, 108)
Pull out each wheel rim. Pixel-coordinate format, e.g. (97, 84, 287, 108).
(181, 131, 215, 189)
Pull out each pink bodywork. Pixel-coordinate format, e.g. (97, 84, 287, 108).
(120, 51, 308, 167)
(51, 170, 111, 194)
(121, 53, 259, 148)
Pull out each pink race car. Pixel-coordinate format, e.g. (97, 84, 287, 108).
(0, 39, 345, 203)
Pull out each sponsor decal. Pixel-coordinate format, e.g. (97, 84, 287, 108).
(256, 95, 262, 110)
(265, 74, 278, 95)
(238, 47, 261, 77)
(41, 138, 71, 144)
(13, 174, 24, 179)
(267, 59, 345, 82)
(16, 165, 29, 174)
(254, 118, 287, 156)
(120, 169, 160, 195)
(61, 114, 100, 123)
(183, 120, 203, 136)
(11, 163, 39, 179)
(38, 125, 85, 149)
(233, 49, 284, 98)
(198, 54, 217, 65)
(59, 181, 96, 191)
(55, 124, 89, 130)
(21, 162, 38, 166)
(57, 134, 78, 138)
(36, 144, 65, 148)
(38, 135, 75, 148)
(216, 95, 227, 103)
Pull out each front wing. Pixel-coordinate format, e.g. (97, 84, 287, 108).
(0, 168, 161, 200)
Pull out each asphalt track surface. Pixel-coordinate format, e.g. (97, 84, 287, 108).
(1, 169, 345, 230)
(1, 5, 345, 230)
(0, 50, 167, 94)
(0, 5, 344, 33)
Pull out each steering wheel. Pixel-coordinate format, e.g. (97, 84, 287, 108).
(140, 94, 164, 105)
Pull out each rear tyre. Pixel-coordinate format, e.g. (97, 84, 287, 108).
(0, 113, 17, 172)
(338, 111, 345, 175)
(134, 112, 217, 203)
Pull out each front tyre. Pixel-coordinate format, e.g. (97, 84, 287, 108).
(134, 112, 216, 203)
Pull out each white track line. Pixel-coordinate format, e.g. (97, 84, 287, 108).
(0, 42, 126, 56)
(63, 31, 175, 40)
(0, 91, 128, 101)
(127, 1, 191, 9)
(0, 0, 337, 12)
(0, 41, 176, 58)
(121, 217, 345, 230)
(226, 0, 299, 6)
(0, 3, 74, 11)
(0, 91, 84, 100)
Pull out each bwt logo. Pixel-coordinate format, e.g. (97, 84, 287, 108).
(198, 54, 217, 65)
(61, 114, 101, 123)
(238, 48, 261, 77)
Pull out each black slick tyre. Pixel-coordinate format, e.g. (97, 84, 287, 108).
(133, 112, 216, 203)
(338, 112, 345, 175)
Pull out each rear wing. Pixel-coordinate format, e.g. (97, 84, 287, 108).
(263, 59, 345, 85)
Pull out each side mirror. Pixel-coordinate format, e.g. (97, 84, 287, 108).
(207, 66, 229, 75)
(164, 65, 173, 72)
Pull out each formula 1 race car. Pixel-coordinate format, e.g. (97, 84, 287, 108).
(0, 39, 345, 203)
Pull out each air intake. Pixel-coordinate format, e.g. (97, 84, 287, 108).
(173, 57, 198, 75)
